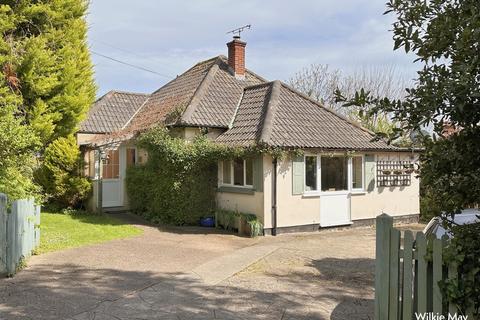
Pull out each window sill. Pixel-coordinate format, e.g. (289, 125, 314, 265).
(217, 186, 255, 195)
(351, 191, 366, 195)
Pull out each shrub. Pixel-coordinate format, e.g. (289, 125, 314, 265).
(35, 135, 91, 208)
(126, 127, 230, 225)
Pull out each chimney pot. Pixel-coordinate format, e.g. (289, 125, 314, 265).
(227, 37, 246, 80)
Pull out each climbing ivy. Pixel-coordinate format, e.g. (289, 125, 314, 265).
(125, 126, 296, 225)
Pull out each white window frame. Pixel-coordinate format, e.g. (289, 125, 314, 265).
(350, 154, 365, 192)
(220, 159, 254, 188)
(303, 153, 365, 195)
(303, 154, 320, 194)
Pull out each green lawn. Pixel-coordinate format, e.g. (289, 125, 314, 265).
(39, 212, 143, 254)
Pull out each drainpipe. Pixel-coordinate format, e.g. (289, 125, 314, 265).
(272, 158, 278, 236)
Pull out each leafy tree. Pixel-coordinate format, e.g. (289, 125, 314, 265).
(289, 64, 413, 144)
(0, 1, 95, 204)
(336, 0, 480, 314)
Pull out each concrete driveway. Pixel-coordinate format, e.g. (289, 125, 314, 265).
(0, 214, 414, 320)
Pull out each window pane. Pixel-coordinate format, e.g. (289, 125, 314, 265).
(352, 156, 363, 189)
(321, 156, 348, 191)
(223, 160, 231, 184)
(126, 148, 136, 167)
(233, 159, 244, 186)
(245, 159, 253, 186)
(305, 156, 317, 191)
(102, 150, 120, 179)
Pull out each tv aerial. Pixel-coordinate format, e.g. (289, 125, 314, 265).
(226, 24, 251, 39)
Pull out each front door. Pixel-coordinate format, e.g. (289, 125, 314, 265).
(102, 149, 123, 207)
(319, 155, 352, 227)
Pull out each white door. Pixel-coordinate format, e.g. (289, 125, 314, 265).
(102, 148, 123, 207)
(320, 192, 351, 227)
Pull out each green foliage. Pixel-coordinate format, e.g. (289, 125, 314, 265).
(126, 127, 280, 226)
(0, 1, 95, 203)
(34, 136, 91, 208)
(126, 127, 233, 225)
(0, 105, 40, 200)
(2, 0, 96, 144)
(244, 213, 264, 238)
(441, 222, 480, 316)
(216, 209, 264, 237)
(336, 0, 480, 314)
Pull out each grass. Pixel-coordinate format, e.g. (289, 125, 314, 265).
(39, 211, 143, 254)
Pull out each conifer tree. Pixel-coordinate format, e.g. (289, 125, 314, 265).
(0, 1, 96, 203)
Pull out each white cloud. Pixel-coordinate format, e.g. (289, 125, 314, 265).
(87, 0, 418, 95)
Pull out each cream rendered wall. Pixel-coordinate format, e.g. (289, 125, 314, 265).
(215, 157, 265, 223)
(275, 155, 321, 227)
(268, 152, 419, 228)
(350, 152, 420, 220)
(216, 192, 264, 219)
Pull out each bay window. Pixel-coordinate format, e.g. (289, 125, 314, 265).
(221, 159, 253, 187)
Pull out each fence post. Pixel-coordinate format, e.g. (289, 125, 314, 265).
(375, 213, 393, 320)
(402, 230, 414, 320)
(34, 205, 41, 249)
(416, 232, 428, 314)
(0, 194, 7, 276)
(6, 200, 18, 275)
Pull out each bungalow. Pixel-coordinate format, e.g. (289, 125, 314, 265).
(77, 36, 420, 234)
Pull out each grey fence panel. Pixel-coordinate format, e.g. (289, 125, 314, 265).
(1, 197, 41, 277)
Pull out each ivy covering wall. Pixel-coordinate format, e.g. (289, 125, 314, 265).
(126, 127, 252, 225)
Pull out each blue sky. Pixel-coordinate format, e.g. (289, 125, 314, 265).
(87, 0, 417, 97)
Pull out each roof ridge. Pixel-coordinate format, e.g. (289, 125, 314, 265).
(259, 80, 282, 144)
(216, 55, 268, 83)
(177, 60, 221, 125)
(278, 81, 377, 137)
(110, 90, 150, 96)
(150, 56, 220, 95)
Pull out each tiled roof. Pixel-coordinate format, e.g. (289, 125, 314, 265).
(84, 54, 398, 151)
(179, 56, 264, 127)
(125, 55, 264, 131)
(216, 81, 398, 151)
(79, 91, 149, 133)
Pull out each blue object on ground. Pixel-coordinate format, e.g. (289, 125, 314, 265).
(200, 217, 215, 227)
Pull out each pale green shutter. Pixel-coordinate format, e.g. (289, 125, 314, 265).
(292, 155, 304, 195)
(253, 155, 263, 192)
(365, 154, 376, 192)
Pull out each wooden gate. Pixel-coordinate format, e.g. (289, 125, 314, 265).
(0, 194, 41, 277)
(374, 213, 473, 319)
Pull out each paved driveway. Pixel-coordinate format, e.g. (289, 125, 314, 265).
(0, 214, 414, 320)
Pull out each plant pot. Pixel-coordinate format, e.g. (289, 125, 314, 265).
(200, 217, 215, 228)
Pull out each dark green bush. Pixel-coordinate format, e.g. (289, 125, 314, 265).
(126, 127, 236, 225)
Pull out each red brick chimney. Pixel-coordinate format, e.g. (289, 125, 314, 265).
(227, 36, 246, 79)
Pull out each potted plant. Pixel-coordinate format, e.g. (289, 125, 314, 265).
(393, 169, 403, 175)
(200, 216, 215, 228)
(382, 169, 392, 175)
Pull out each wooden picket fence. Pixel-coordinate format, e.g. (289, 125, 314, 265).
(0, 194, 41, 277)
(374, 213, 475, 320)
